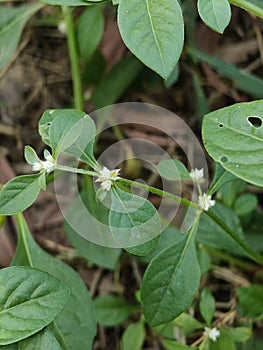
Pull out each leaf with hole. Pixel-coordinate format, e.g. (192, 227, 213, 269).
(141, 219, 200, 326)
(117, 0, 184, 79)
(202, 100, 263, 187)
(12, 214, 97, 350)
(0, 266, 69, 345)
(110, 187, 160, 254)
(0, 174, 43, 215)
(197, 0, 231, 34)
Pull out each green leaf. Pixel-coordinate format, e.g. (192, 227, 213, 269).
(223, 327, 252, 342)
(234, 194, 257, 217)
(218, 177, 247, 208)
(117, 0, 184, 79)
(24, 146, 40, 165)
(197, 247, 212, 275)
(199, 288, 215, 326)
(0, 174, 43, 215)
(141, 219, 201, 326)
(39, 109, 97, 168)
(173, 312, 204, 332)
(162, 340, 196, 350)
(208, 163, 236, 195)
(64, 176, 122, 267)
(0, 266, 69, 345)
(18, 328, 61, 350)
(77, 5, 104, 63)
(92, 55, 142, 109)
(209, 329, 235, 350)
(0, 344, 17, 350)
(237, 284, 263, 320)
(197, 203, 247, 256)
(110, 187, 161, 254)
(157, 159, 190, 181)
(202, 100, 263, 187)
(0, 4, 42, 69)
(121, 321, 145, 350)
(197, 0, 231, 34)
(192, 71, 209, 121)
(94, 295, 135, 327)
(124, 236, 160, 257)
(189, 48, 263, 98)
(12, 214, 96, 350)
(39, 0, 103, 5)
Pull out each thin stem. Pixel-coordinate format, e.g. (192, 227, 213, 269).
(51, 165, 263, 266)
(229, 0, 263, 18)
(205, 210, 263, 265)
(62, 6, 83, 110)
(55, 164, 98, 177)
(117, 178, 200, 209)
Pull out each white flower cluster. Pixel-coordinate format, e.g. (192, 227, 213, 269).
(32, 151, 56, 174)
(203, 327, 220, 342)
(198, 193, 216, 211)
(95, 166, 121, 191)
(190, 168, 216, 211)
(190, 168, 204, 182)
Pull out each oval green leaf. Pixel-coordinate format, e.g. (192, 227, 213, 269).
(202, 100, 263, 187)
(110, 187, 161, 253)
(197, 0, 231, 34)
(0, 174, 42, 215)
(199, 288, 215, 326)
(12, 214, 97, 350)
(0, 266, 69, 345)
(77, 6, 104, 63)
(141, 220, 200, 326)
(121, 321, 145, 350)
(117, 0, 184, 79)
(39, 109, 97, 168)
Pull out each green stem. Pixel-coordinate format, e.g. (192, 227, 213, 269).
(205, 210, 263, 265)
(62, 6, 83, 110)
(52, 165, 263, 266)
(117, 178, 200, 209)
(55, 164, 98, 177)
(229, 0, 263, 18)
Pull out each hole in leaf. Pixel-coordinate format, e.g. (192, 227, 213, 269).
(220, 156, 228, 163)
(218, 123, 224, 128)
(247, 116, 262, 128)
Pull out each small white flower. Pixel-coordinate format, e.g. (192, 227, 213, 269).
(31, 151, 56, 174)
(190, 168, 204, 182)
(58, 20, 67, 34)
(204, 327, 220, 342)
(198, 193, 216, 211)
(95, 166, 121, 191)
